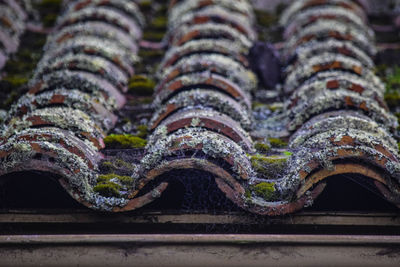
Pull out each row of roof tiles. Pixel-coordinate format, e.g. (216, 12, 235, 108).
(0, 0, 399, 214)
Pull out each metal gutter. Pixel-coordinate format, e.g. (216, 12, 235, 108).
(0, 233, 399, 267)
(1, 234, 400, 245)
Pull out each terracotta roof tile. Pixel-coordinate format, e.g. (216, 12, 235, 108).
(0, 0, 399, 214)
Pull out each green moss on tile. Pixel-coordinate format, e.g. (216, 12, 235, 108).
(100, 159, 135, 172)
(244, 189, 252, 199)
(268, 138, 288, 148)
(383, 66, 400, 108)
(250, 154, 288, 177)
(128, 96, 154, 106)
(385, 91, 400, 109)
(251, 182, 277, 200)
(104, 134, 147, 149)
(142, 31, 165, 41)
(254, 9, 278, 27)
(97, 173, 134, 185)
(138, 0, 152, 11)
(252, 101, 267, 109)
(128, 75, 156, 96)
(1, 75, 29, 88)
(138, 49, 165, 59)
(267, 103, 283, 112)
(136, 124, 149, 138)
(93, 183, 121, 197)
(283, 151, 293, 156)
(4, 59, 36, 74)
(254, 142, 271, 153)
(94, 173, 135, 197)
(100, 161, 114, 169)
(150, 16, 167, 30)
(115, 159, 135, 170)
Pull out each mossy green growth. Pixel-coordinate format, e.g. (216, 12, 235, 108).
(1, 75, 29, 87)
(384, 91, 400, 109)
(150, 16, 167, 30)
(268, 138, 288, 148)
(100, 159, 135, 172)
(4, 59, 36, 74)
(104, 134, 147, 149)
(94, 173, 134, 197)
(267, 103, 283, 112)
(254, 9, 278, 27)
(128, 96, 154, 107)
(138, 49, 165, 58)
(244, 189, 252, 199)
(384, 66, 400, 108)
(252, 101, 267, 109)
(251, 182, 277, 201)
(142, 31, 165, 41)
(93, 183, 121, 197)
(283, 151, 293, 156)
(250, 154, 288, 178)
(136, 124, 148, 138)
(101, 161, 114, 170)
(97, 173, 134, 185)
(128, 75, 156, 96)
(254, 138, 288, 153)
(254, 142, 271, 153)
(138, 0, 152, 11)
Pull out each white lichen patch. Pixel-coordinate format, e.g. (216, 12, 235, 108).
(46, 21, 139, 53)
(168, 5, 256, 41)
(288, 39, 374, 69)
(284, 19, 375, 56)
(170, 22, 253, 49)
(62, 0, 145, 28)
(287, 90, 398, 132)
(280, 0, 365, 26)
(158, 53, 257, 93)
(169, 0, 255, 27)
(284, 53, 374, 93)
(34, 53, 128, 90)
(56, 6, 142, 41)
(139, 127, 254, 180)
(160, 39, 249, 69)
(290, 111, 398, 149)
(150, 89, 253, 130)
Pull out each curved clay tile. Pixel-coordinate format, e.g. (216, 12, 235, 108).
(1, 0, 399, 215)
(273, 0, 400, 212)
(103, 0, 259, 212)
(0, 0, 144, 211)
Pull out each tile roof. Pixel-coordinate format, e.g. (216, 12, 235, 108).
(0, 0, 30, 70)
(0, 0, 399, 215)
